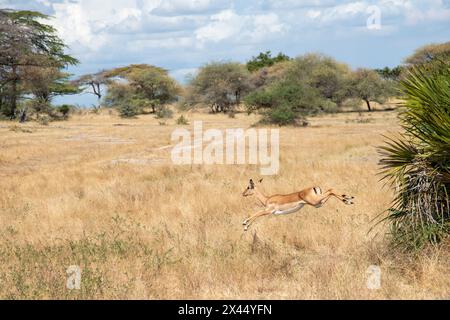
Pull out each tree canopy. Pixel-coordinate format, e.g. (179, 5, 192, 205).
(350, 68, 394, 112)
(73, 70, 111, 103)
(245, 53, 354, 125)
(102, 64, 180, 117)
(185, 62, 251, 113)
(246, 51, 290, 72)
(404, 41, 450, 66)
(0, 9, 78, 120)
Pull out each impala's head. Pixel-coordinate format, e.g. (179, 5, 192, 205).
(242, 178, 263, 197)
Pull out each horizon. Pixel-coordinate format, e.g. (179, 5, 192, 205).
(2, 0, 450, 106)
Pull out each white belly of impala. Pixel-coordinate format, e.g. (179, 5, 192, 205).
(273, 203, 305, 215)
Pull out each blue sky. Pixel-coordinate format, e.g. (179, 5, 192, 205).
(2, 0, 450, 106)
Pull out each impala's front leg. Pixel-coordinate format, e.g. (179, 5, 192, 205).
(243, 209, 272, 231)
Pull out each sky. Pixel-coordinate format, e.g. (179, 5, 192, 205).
(2, 0, 450, 106)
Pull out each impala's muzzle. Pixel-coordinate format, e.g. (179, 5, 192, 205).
(242, 179, 255, 197)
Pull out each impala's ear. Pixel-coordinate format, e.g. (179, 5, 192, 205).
(259, 178, 263, 183)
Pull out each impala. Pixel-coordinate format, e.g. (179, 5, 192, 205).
(242, 179, 354, 231)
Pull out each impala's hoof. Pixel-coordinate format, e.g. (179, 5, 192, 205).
(345, 200, 354, 205)
(242, 220, 248, 226)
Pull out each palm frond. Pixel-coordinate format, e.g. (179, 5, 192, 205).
(377, 61, 450, 251)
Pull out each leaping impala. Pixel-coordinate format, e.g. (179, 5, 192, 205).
(242, 179, 354, 231)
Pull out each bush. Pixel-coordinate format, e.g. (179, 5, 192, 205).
(155, 106, 173, 119)
(37, 115, 51, 125)
(118, 103, 139, 118)
(27, 98, 52, 115)
(341, 98, 363, 110)
(245, 78, 330, 125)
(245, 88, 273, 112)
(320, 100, 338, 113)
(176, 115, 189, 125)
(265, 104, 297, 125)
(56, 104, 72, 120)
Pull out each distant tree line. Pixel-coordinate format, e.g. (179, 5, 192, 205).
(1, 9, 449, 125)
(184, 52, 398, 125)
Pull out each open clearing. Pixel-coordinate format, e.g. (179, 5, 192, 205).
(0, 110, 448, 299)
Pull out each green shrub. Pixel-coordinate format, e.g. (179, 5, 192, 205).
(244, 88, 274, 113)
(57, 104, 72, 120)
(245, 79, 328, 125)
(265, 104, 297, 125)
(176, 115, 189, 125)
(118, 103, 139, 118)
(155, 106, 173, 119)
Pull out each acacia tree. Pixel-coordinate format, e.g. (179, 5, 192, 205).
(103, 64, 180, 116)
(0, 9, 78, 119)
(350, 68, 394, 112)
(186, 62, 251, 113)
(404, 41, 450, 66)
(20, 64, 79, 120)
(244, 53, 352, 125)
(121, 65, 180, 113)
(73, 70, 111, 104)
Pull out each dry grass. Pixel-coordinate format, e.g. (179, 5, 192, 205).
(0, 109, 448, 299)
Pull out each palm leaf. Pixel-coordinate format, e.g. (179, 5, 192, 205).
(377, 61, 450, 251)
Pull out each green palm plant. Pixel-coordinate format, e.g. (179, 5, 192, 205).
(378, 61, 450, 250)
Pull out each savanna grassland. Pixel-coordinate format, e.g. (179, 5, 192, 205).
(0, 108, 449, 299)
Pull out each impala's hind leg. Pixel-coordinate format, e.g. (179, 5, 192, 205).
(309, 189, 354, 206)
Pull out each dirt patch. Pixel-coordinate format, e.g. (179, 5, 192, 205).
(61, 134, 135, 144)
(110, 158, 167, 165)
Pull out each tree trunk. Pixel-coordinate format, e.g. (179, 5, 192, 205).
(235, 90, 240, 106)
(91, 82, 102, 106)
(11, 65, 18, 119)
(364, 99, 372, 112)
(96, 83, 101, 100)
(19, 108, 27, 123)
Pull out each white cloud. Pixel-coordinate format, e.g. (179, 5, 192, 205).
(195, 10, 244, 42)
(150, 0, 228, 15)
(195, 9, 286, 44)
(3, 0, 450, 86)
(10, 0, 448, 58)
(285, 0, 450, 24)
(307, 10, 321, 19)
(169, 67, 198, 82)
(51, 1, 98, 50)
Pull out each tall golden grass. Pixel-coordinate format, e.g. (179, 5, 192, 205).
(0, 109, 448, 299)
